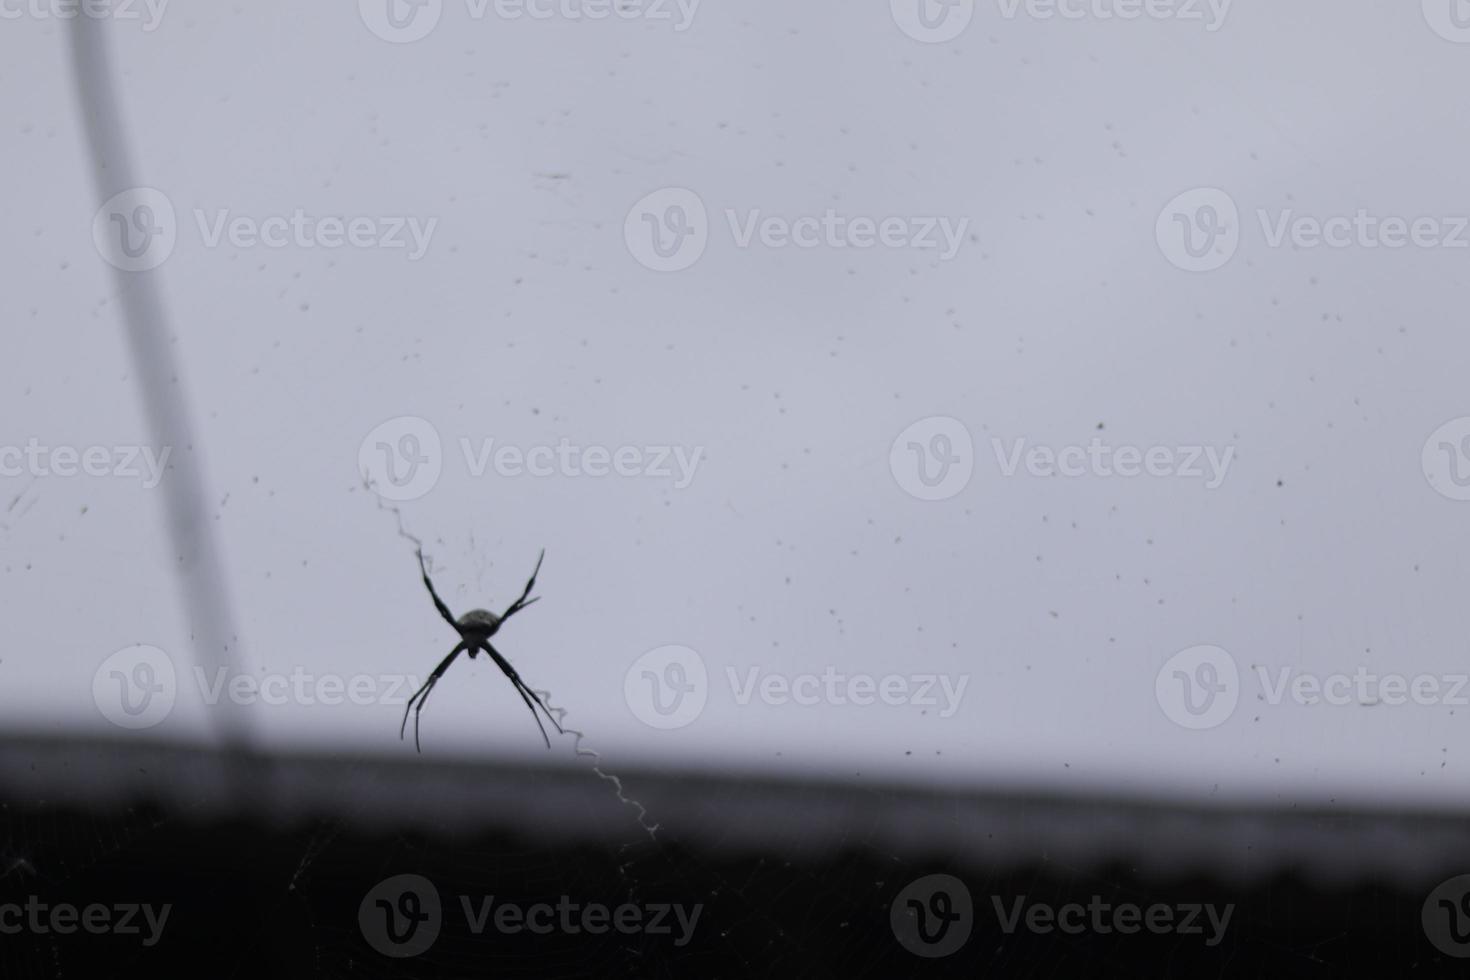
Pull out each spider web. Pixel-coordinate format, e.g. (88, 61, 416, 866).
(232, 484, 876, 976)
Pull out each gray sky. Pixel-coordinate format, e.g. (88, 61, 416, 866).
(4, 1, 1470, 811)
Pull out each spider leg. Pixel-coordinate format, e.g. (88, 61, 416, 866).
(498, 549, 545, 623)
(401, 641, 469, 753)
(416, 547, 460, 630)
(482, 641, 564, 749)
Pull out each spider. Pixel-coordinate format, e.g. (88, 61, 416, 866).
(401, 547, 565, 752)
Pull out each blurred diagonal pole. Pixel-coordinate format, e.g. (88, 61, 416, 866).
(66, 19, 259, 773)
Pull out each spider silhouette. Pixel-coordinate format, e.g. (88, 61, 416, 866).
(401, 547, 564, 752)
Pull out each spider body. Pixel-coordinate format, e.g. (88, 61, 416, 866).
(400, 548, 564, 752)
(456, 609, 503, 637)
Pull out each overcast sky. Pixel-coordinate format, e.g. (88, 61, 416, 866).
(4, 1, 1470, 811)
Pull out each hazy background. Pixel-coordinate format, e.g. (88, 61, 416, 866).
(3, 0, 1470, 810)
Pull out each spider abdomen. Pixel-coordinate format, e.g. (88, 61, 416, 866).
(457, 609, 501, 635)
